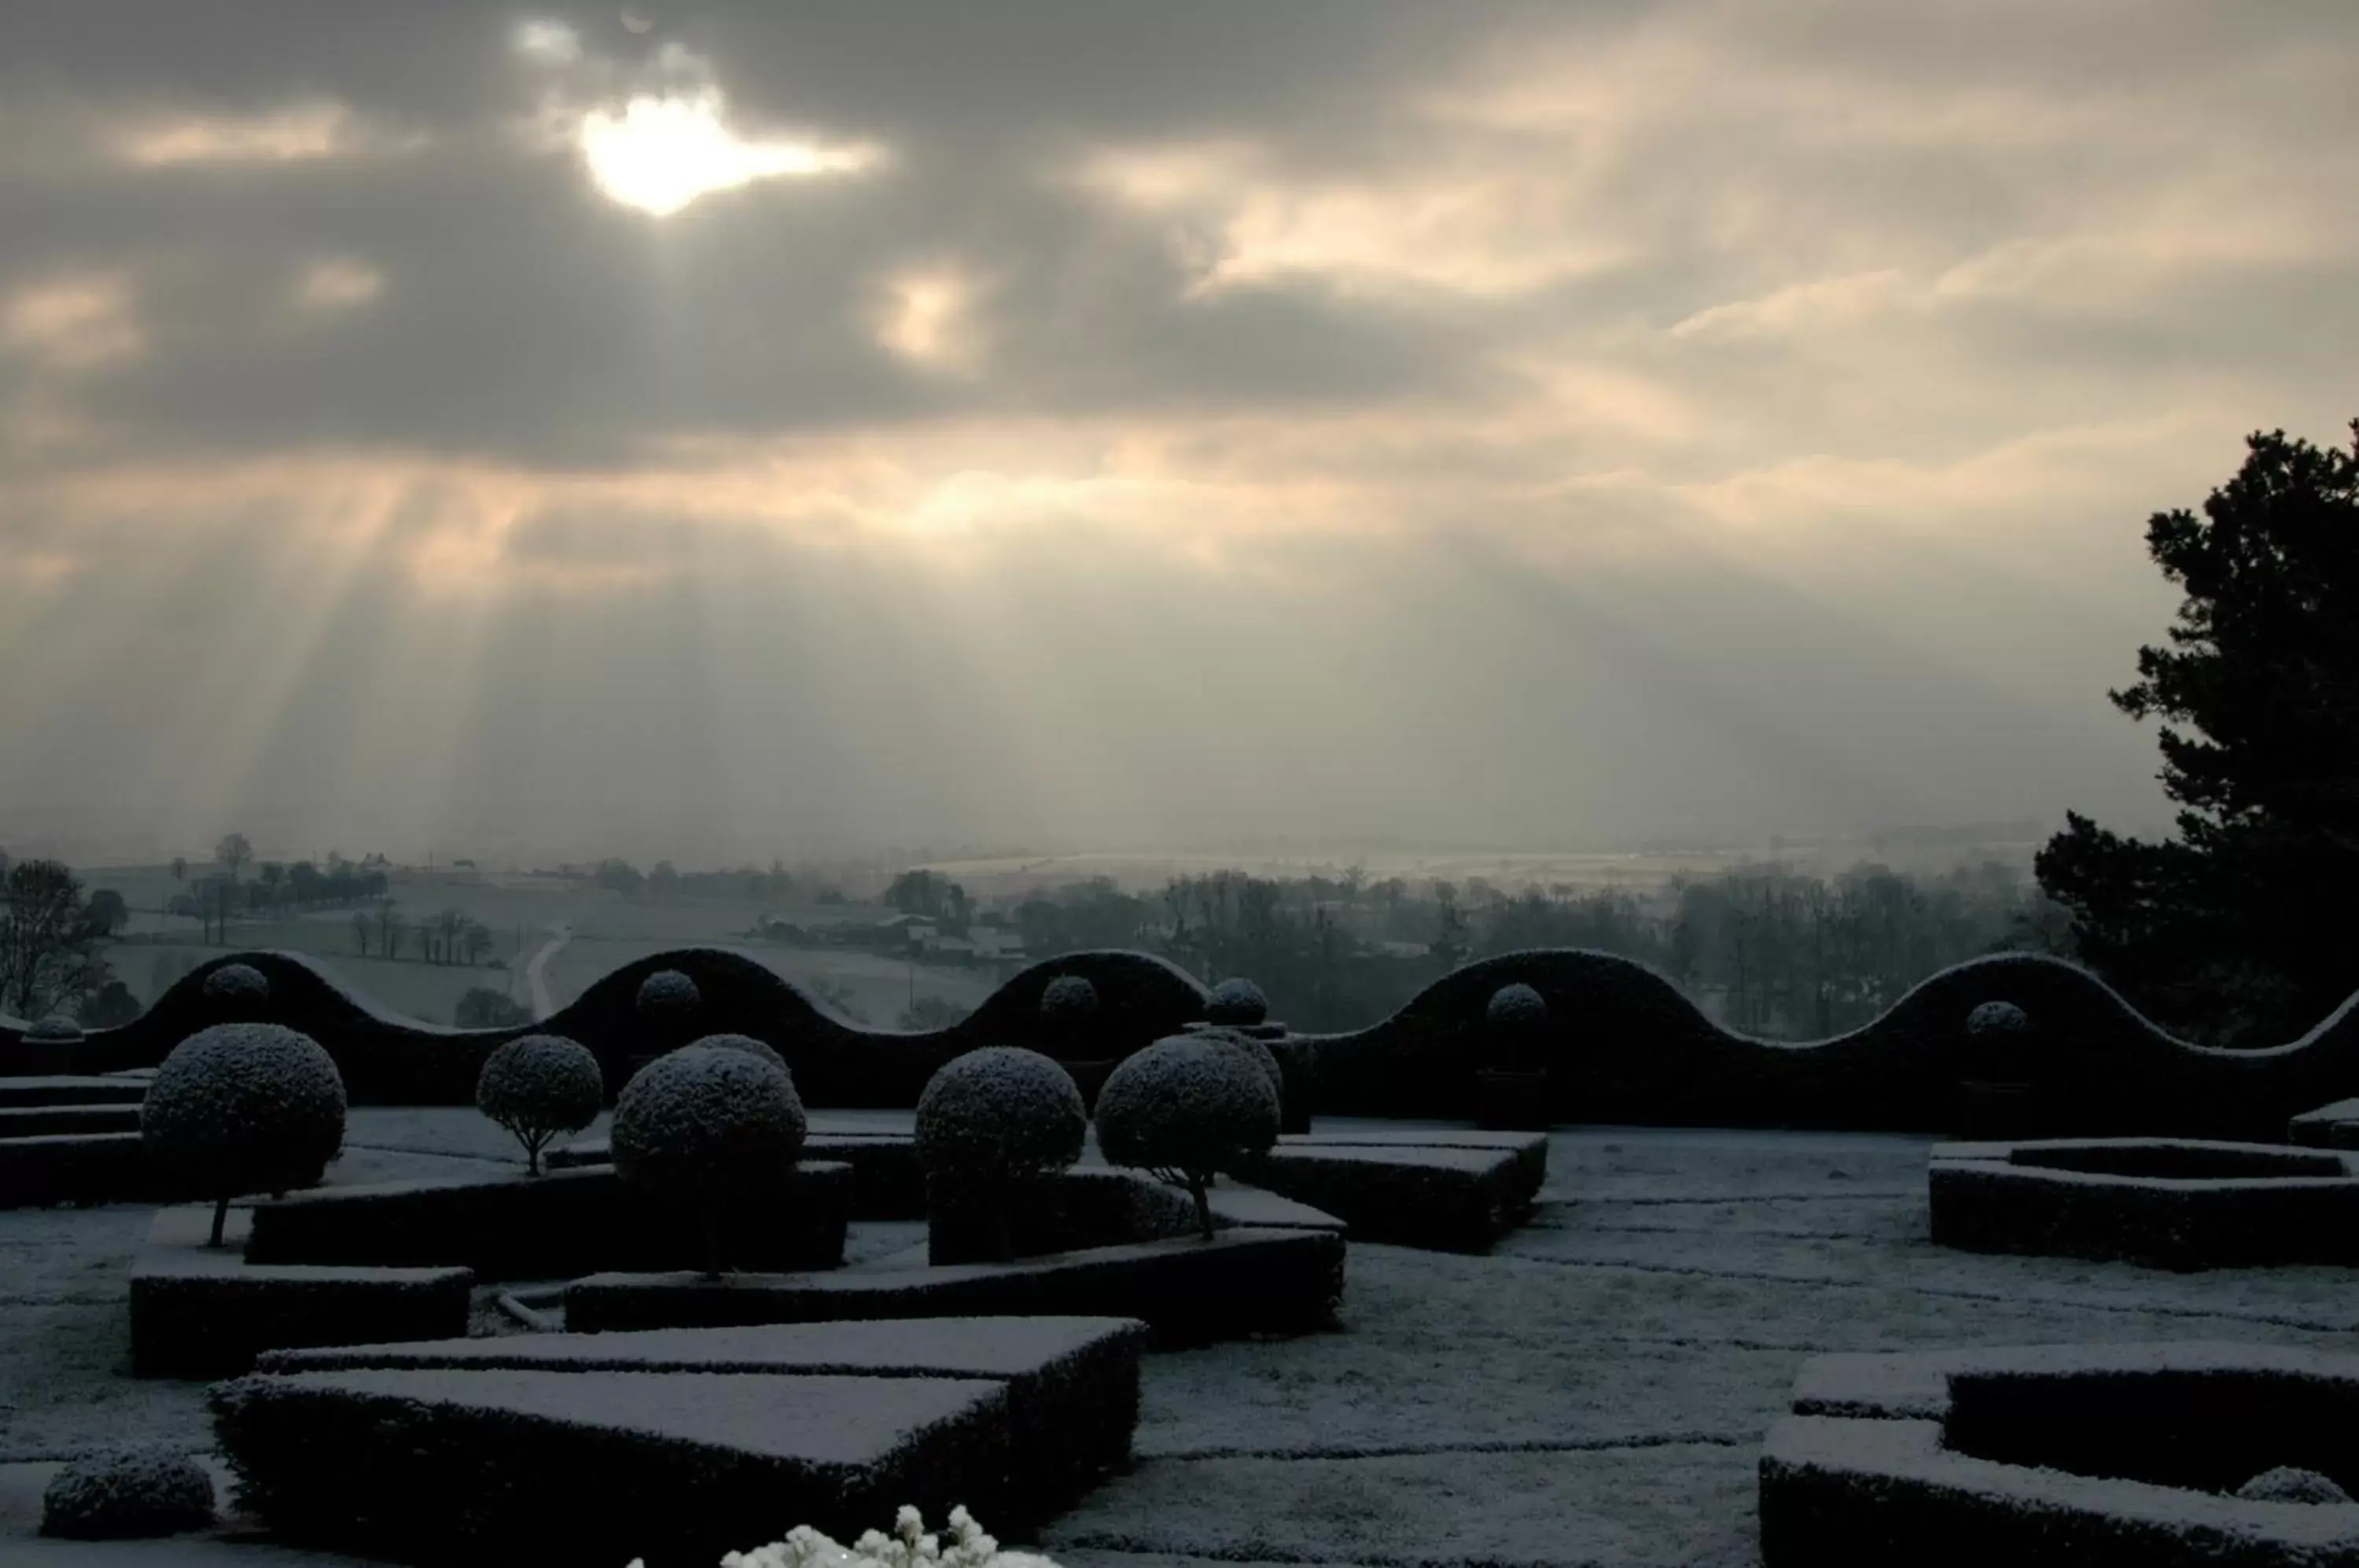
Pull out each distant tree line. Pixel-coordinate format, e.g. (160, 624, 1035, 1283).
(589, 858, 844, 904)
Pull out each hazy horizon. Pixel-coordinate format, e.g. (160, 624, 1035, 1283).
(7, 2, 2353, 862)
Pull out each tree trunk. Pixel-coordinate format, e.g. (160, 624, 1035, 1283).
(208, 1195, 229, 1249)
(1189, 1173, 1213, 1240)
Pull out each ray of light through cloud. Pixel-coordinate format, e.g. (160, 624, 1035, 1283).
(2, 0, 2353, 858)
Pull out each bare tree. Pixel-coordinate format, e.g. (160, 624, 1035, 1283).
(215, 833, 253, 885)
(0, 859, 111, 1019)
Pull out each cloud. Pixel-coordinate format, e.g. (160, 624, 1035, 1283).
(2, 0, 2354, 855)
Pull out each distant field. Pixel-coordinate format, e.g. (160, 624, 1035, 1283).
(113, 942, 517, 1026)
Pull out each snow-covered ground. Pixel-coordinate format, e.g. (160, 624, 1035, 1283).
(5, 1118, 2356, 1567)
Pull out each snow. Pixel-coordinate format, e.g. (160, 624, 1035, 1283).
(40, 1445, 213, 1538)
(2238, 1467, 2352, 1504)
(13, 1120, 2359, 1564)
(138, 1026, 347, 1198)
(1204, 980, 1267, 1028)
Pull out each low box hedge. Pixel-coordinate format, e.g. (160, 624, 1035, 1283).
(551, 1133, 924, 1220)
(0, 1131, 192, 1210)
(243, 1161, 850, 1279)
(0, 1075, 149, 1107)
(132, 1205, 473, 1378)
(0, 1102, 142, 1139)
(569, 1226, 1345, 1347)
(257, 1315, 1148, 1523)
(1229, 1143, 1540, 1252)
(211, 1368, 1011, 1568)
(926, 1168, 1205, 1265)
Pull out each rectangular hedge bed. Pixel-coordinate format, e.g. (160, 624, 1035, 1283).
(242, 1162, 851, 1279)
(132, 1207, 473, 1379)
(212, 1368, 1011, 1568)
(552, 1133, 924, 1220)
(0, 1130, 199, 1210)
(256, 1316, 1148, 1522)
(567, 1226, 1345, 1346)
(0, 1102, 142, 1138)
(0, 1075, 146, 1107)
(1228, 1143, 1541, 1252)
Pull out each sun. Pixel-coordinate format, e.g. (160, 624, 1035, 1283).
(577, 86, 878, 217)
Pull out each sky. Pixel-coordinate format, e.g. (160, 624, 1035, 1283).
(2, 1, 2354, 866)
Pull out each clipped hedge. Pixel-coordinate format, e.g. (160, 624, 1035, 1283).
(243, 1162, 851, 1279)
(255, 1316, 1147, 1526)
(1230, 1138, 1546, 1253)
(569, 1226, 1346, 1346)
(928, 1168, 1207, 1266)
(211, 1367, 1011, 1568)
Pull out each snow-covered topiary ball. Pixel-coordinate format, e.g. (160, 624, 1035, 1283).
(2235, 1467, 2351, 1504)
(1039, 974, 1099, 1022)
(1095, 1032, 1280, 1237)
(27, 1014, 84, 1042)
(687, 1032, 789, 1075)
(201, 963, 270, 1011)
(142, 1024, 345, 1240)
(915, 1047, 1086, 1185)
(1487, 983, 1547, 1028)
(635, 968, 701, 1021)
(1967, 1000, 2031, 1036)
(610, 1042, 806, 1204)
(1193, 1027, 1286, 1106)
(41, 1446, 215, 1539)
(474, 1033, 604, 1174)
(1205, 977, 1268, 1026)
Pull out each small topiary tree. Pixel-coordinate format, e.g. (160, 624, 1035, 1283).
(610, 1043, 806, 1279)
(475, 1033, 604, 1175)
(636, 967, 701, 1020)
(915, 1047, 1087, 1261)
(142, 1023, 346, 1247)
(1194, 1026, 1286, 1112)
(201, 963, 270, 1016)
(1094, 1033, 1280, 1240)
(685, 1031, 789, 1075)
(1966, 999, 2034, 1079)
(1040, 974, 1098, 1023)
(1205, 977, 1268, 1027)
(41, 1446, 215, 1539)
(26, 1014, 84, 1042)
(1486, 982, 1548, 1070)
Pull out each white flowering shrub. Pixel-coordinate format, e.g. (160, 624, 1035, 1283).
(626, 1505, 1059, 1568)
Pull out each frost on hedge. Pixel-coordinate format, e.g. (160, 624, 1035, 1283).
(1205, 977, 1268, 1027)
(1094, 1032, 1280, 1239)
(635, 968, 701, 1021)
(475, 1033, 604, 1175)
(40, 1445, 215, 1540)
(610, 1042, 806, 1278)
(1485, 982, 1548, 1071)
(1967, 1000, 2031, 1036)
(26, 1014, 84, 1041)
(1191, 1027, 1286, 1108)
(1040, 974, 1099, 1023)
(201, 963, 270, 1011)
(916, 1047, 1087, 1183)
(142, 1022, 347, 1247)
(2235, 1466, 2351, 1504)
(686, 1032, 789, 1075)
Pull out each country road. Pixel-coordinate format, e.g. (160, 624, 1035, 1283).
(523, 924, 572, 1021)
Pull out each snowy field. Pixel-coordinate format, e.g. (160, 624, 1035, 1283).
(5, 1119, 2356, 1566)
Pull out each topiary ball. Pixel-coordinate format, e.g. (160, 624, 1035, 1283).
(635, 968, 701, 1021)
(610, 1042, 806, 1202)
(916, 1047, 1087, 1185)
(41, 1446, 215, 1539)
(201, 963, 270, 1013)
(1192, 1027, 1286, 1107)
(142, 1024, 346, 1201)
(1040, 974, 1099, 1022)
(2236, 1467, 2352, 1504)
(1487, 983, 1548, 1028)
(686, 1032, 788, 1075)
(475, 1034, 605, 1172)
(1095, 1032, 1281, 1182)
(1966, 1000, 2031, 1036)
(27, 1014, 84, 1042)
(1205, 977, 1268, 1027)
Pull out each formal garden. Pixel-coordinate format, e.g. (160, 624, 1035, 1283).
(5, 943, 2359, 1566)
